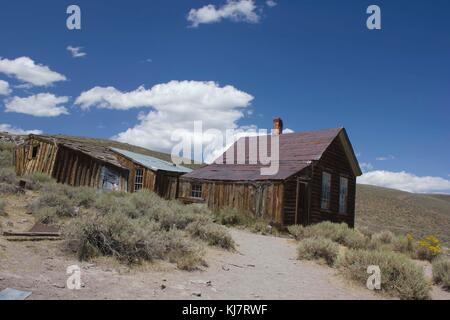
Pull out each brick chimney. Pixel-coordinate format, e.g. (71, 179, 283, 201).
(273, 117, 283, 135)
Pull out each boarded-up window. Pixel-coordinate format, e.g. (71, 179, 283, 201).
(321, 172, 331, 210)
(134, 168, 143, 191)
(339, 177, 349, 214)
(191, 184, 202, 199)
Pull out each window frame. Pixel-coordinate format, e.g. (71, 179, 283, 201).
(321, 171, 332, 211)
(339, 176, 349, 214)
(134, 168, 144, 191)
(32, 145, 39, 159)
(191, 183, 203, 199)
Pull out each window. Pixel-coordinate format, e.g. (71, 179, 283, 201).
(191, 184, 202, 199)
(339, 177, 349, 214)
(134, 168, 143, 191)
(32, 145, 39, 159)
(321, 172, 331, 210)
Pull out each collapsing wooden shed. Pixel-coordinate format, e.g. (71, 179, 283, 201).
(179, 119, 362, 227)
(14, 135, 191, 197)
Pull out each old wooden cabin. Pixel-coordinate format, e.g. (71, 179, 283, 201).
(14, 134, 192, 198)
(179, 119, 362, 227)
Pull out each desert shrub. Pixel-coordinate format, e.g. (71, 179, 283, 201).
(338, 249, 430, 300)
(214, 207, 273, 234)
(288, 225, 306, 240)
(65, 212, 206, 269)
(297, 237, 339, 266)
(289, 221, 368, 249)
(22, 172, 54, 190)
(0, 182, 22, 195)
(392, 234, 416, 256)
(34, 207, 59, 224)
(416, 235, 442, 261)
(187, 220, 235, 250)
(0, 199, 6, 216)
(30, 191, 77, 218)
(0, 142, 14, 168)
(0, 167, 18, 185)
(432, 256, 450, 290)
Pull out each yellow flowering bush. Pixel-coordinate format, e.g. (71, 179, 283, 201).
(416, 235, 442, 261)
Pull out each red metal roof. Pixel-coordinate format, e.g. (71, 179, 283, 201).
(182, 127, 346, 181)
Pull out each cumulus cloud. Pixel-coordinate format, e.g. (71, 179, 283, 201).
(67, 46, 87, 58)
(0, 57, 66, 87)
(5, 93, 69, 117)
(0, 123, 42, 135)
(75, 80, 254, 162)
(0, 80, 11, 95)
(360, 162, 374, 173)
(187, 0, 260, 27)
(358, 170, 450, 194)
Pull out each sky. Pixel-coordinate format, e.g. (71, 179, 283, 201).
(0, 0, 449, 193)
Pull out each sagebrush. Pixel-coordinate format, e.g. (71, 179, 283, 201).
(338, 249, 430, 300)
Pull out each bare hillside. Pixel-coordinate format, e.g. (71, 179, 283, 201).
(356, 184, 450, 245)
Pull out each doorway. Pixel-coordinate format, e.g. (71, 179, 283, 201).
(295, 180, 309, 226)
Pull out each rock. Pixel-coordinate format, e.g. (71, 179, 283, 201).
(192, 292, 202, 297)
(53, 283, 65, 289)
(20, 219, 29, 223)
(190, 279, 212, 286)
(160, 284, 166, 290)
(6, 221, 14, 227)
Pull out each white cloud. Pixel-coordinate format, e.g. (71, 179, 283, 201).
(360, 162, 374, 172)
(358, 170, 450, 194)
(188, 0, 260, 27)
(376, 155, 395, 161)
(75, 80, 254, 162)
(0, 57, 66, 87)
(67, 46, 87, 58)
(0, 80, 11, 95)
(266, 0, 277, 7)
(5, 93, 69, 117)
(0, 123, 42, 135)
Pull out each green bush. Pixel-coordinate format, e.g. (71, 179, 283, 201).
(297, 237, 340, 266)
(214, 207, 272, 234)
(338, 249, 430, 300)
(22, 172, 54, 190)
(187, 220, 235, 250)
(432, 256, 450, 290)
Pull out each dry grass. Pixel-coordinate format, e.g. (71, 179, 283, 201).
(356, 184, 450, 246)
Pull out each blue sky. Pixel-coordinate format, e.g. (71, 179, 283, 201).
(0, 0, 449, 193)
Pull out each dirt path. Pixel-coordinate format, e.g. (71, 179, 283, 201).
(0, 195, 448, 300)
(1, 227, 380, 300)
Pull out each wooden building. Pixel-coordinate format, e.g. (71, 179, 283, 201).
(14, 135, 191, 197)
(179, 119, 362, 227)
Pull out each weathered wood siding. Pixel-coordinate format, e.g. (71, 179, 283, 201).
(14, 138, 58, 176)
(178, 180, 284, 225)
(115, 154, 157, 193)
(308, 137, 356, 227)
(52, 145, 128, 191)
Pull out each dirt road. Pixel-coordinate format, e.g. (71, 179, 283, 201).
(1, 226, 384, 300)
